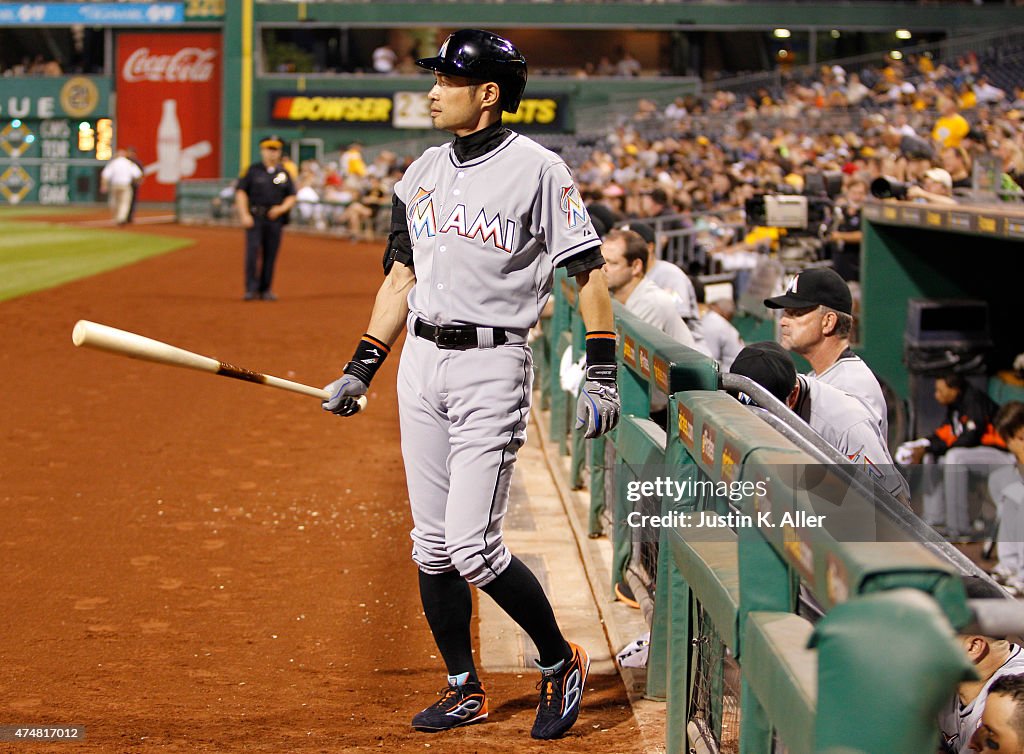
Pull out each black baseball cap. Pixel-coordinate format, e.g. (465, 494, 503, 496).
(621, 221, 655, 246)
(729, 341, 797, 402)
(764, 267, 852, 315)
(259, 135, 284, 149)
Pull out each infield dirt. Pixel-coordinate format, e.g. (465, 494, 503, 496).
(0, 220, 645, 752)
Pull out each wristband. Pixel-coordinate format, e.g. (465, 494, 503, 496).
(585, 331, 617, 366)
(343, 334, 390, 386)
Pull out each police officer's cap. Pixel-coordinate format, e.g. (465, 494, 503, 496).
(259, 135, 285, 150)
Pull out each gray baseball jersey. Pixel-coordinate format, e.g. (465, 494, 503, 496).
(810, 349, 888, 438)
(394, 130, 600, 586)
(795, 376, 909, 499)
(395, 132, 600, 332)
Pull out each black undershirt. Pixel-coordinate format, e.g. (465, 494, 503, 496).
(452, 121, 511, 162)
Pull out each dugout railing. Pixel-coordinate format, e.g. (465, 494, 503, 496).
(537, 279, 998, 753)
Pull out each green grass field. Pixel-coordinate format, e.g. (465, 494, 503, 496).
(0, 209, 191, 302)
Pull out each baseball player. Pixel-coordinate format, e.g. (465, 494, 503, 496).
(321, 30, 620, 740)
(764, 267, 888, 437)
(730, 341, 909, 501)
(236, 135, 296, 301)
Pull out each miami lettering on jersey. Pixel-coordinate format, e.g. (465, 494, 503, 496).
(408, 185, 518, 253)
(560, 185, 587, 228)
(409, 187, 438, 239)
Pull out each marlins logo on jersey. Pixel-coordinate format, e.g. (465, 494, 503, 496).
(560, 185, 587, 228)
(409, 187, 437, 239)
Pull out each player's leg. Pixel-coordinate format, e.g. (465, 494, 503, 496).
(398, 337, 487, 731)
(444, 345, 588, 739)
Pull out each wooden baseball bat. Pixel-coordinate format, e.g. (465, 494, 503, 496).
(71, 320, 367, 412)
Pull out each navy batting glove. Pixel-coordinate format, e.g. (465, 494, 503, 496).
(322, 375, 368, 417)
(575, 364, 620, 439)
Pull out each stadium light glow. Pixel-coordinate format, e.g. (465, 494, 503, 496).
(773, 29, 791, 39)
(895, 29, 912, 40)
(890, 50, 904, 60)
(830, 30, 841, 39)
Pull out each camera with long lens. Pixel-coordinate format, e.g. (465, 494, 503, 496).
(870, 176, 909, 200)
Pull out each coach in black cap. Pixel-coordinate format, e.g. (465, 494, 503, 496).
(763, 267, 888, 433)
(235, 134, 296, 300)
(764, 267, 852, 315)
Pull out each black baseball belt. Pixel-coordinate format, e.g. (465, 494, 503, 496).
(413, 318, 509, 350)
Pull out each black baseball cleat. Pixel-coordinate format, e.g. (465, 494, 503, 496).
(531, 642, 590, 740)
(412, 676, 488, 732)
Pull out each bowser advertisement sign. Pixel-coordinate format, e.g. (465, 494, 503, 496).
(116, 32, 221, 202)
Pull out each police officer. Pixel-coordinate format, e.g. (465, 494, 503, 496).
(236, 135, 296, 301)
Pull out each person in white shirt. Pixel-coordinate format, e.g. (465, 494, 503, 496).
(764, 267, 888, 437)
(602, 228, 695, 349)
(621, 221, 709, 354)
(100, 148, 143, 226)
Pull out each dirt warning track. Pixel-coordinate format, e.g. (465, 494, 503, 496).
(0, 222, 643, 752)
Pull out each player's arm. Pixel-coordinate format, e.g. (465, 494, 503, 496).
(322, 196, 416, 417)
(566, 249, 619, 439)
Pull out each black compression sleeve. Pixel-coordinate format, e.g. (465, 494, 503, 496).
(383, 195, 413, 274)
(560, 246, 605, 277)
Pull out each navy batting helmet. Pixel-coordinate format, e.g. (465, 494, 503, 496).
(416, 29, 528, 114)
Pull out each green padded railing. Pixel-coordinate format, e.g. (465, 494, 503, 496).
(539, 272, 975, 754)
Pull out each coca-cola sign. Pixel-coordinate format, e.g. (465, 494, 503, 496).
(117, 33, 222, 202)
(122, 47, 217, 83)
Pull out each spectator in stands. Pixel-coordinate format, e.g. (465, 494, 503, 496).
(898, 373, 1013, 540)
(939, 577, 1024, 754)
(974, 76, 1007, 107)
(828, 177, 868, 282)
(764, 267, 887, 435)
(341, 142, 367, 178)
(372, 43, 398, 74)
(969, 674, 1024, 753)
(700, 293, 744, 371)
(641, 187, 681, 229)
(295, 177, 324, 230)
(942, 146, 974, 190)
(933, 96, 972, 149)
(614, 49, 642, 78)
(601, 228, 695, 349)
(906, 167, 959, 205)
(988, 402, 1024, 593)
(729, 341, 908, 500)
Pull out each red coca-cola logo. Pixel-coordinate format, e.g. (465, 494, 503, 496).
(122, 47, 217, 83)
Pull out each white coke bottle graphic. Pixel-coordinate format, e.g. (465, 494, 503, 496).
(156, 98, 182, 183)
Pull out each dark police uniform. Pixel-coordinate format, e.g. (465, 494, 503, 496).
(236, 138, 296, 299)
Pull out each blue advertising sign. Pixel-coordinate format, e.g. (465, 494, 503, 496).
(0, 3, 184, 25)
